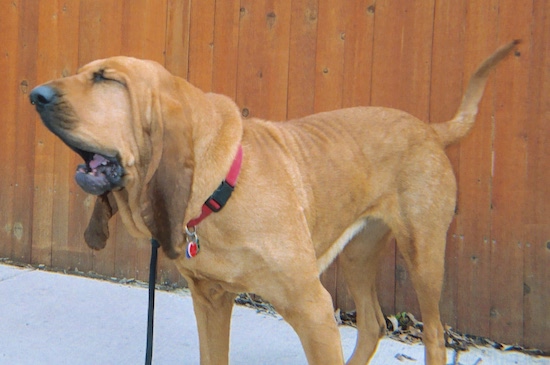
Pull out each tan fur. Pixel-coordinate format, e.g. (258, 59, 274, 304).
(33, 41, 518, 365)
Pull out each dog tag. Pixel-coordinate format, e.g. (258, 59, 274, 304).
(185, 225, 200, 259)
(186, 239, 200, 259)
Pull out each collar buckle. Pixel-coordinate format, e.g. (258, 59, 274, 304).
(204, 180, 235, 213)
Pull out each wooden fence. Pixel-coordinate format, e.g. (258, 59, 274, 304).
(0, 0, 548, 350)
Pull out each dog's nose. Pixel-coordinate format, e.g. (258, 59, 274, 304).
(30, 85, 57, 107)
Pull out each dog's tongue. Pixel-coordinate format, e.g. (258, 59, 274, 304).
(89, 154, 108, 169)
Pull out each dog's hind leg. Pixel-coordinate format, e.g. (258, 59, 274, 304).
(394, 228, 448, 365)
(392, 161, 456, 365)
(339, 219, 391, 365)
(391, 150, 456, 365)
(266, 272, 345, 364)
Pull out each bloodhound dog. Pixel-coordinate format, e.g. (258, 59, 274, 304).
(30, 41, 518, 365)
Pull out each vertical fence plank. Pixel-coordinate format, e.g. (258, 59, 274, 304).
(376, 252, 396, 316)
(236, 0, 291, 121)
(48, 0, 81, 275)
(370, 0, 435, 318)
(370, 1, 434, 119)
(78, 0, 123, 63)
(312, 0, 345, 113)
(287, 0, 318, 119)
(187, 0, 215, 91)
(32, 1, 56, 266)
(12, 0, 39, 263)
(430, 0, 468, 329)
(341, 1, 374, 109)
(121, 0, 167, 63)
(212, 0, 244, 99)
(262, 0, 291, 121)
(453, 0, 498, 338)
(523, 0, 550, 350)
(32, 0, 78, 267)
(164, 0, 191, 79)
(489, 0, 532, 344)
(0, 1, 20, 259)
(524, 227, 550, 350)
(524, 2, 550, 230)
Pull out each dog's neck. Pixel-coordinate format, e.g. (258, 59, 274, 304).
(141, 81, 244, 259)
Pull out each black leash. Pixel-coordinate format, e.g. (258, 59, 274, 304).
(145, 238, 160, 365)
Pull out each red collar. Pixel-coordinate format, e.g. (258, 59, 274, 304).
(185, 145, 243, 258)
(186, 145, 243, 228)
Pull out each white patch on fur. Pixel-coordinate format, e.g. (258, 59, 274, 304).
(316, 219, 367, 274)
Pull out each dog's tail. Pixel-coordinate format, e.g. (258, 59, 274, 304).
(433, 40, 520, 147)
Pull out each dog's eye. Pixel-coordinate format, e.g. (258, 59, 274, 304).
(92, 69, 124, 86)
(92, 70, 108, 83)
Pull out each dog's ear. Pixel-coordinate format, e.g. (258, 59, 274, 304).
(84, 192, 118, 250)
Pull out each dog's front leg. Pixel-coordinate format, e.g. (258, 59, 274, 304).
(188, 279, 235, 365)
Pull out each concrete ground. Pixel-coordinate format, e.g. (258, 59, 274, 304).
(0, 263, 547, 365)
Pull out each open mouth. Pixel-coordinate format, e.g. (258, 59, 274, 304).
(28, 84, 125, 196)
(74, 150, 124, 195)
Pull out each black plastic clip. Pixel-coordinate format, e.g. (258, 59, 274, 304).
(204, 180, 235, 212)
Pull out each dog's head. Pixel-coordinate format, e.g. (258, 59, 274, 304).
(30, 57, 185, 254)
(30, 56, 243, 257)
(30, 57, 168, 197)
